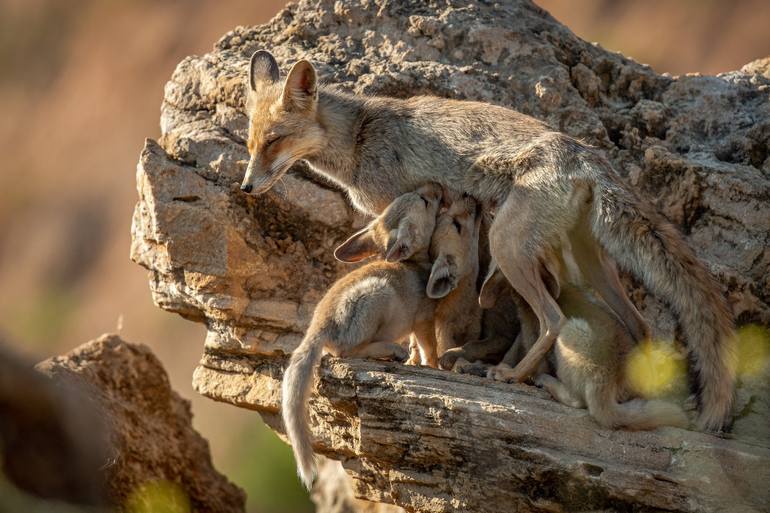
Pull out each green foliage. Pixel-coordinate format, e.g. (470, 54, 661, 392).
(226, 419, 314, 513)
(2, 287, 76, 351)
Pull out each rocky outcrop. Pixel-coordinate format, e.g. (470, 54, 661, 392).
(130, 0, 770, 511)
(38, 334, 246, 513)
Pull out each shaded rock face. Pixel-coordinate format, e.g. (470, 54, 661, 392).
(130, 0, 770, 511)
(38, 334, 245, 513)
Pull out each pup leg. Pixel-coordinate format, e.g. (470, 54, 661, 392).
(534, 373, 585, 409)
(346, 341, 408, 361)
(439, 335, 512, 370)
(412, 321, 439, 368)
(406, 335, 422, 366)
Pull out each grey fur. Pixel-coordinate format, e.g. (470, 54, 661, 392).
(247, 56, 735, 431)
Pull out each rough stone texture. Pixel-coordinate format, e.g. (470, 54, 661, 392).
(129, 0, 770, 511)
(194, 352, 769, 513)
(38, 334, 246, 513)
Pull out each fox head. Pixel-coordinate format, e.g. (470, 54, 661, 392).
(241, 50, 325, 194)
(334, 183, 443, 263)
(426, 192, 483, 299)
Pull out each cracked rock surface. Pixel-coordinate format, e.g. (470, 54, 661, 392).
(130, 0, 770, 511)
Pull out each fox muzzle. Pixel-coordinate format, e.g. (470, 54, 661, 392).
(241, 156, 284, 195)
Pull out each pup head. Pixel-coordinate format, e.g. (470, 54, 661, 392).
(334, 183, 443, 263)
(426, 192, 482, 299)
(240, 50, 326, 195)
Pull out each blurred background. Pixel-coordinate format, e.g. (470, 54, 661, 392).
(0, 1, 767, 512)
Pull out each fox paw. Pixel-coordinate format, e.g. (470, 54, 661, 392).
(454, 358, 491, 377)
(438, 347, 464, 370)
(487, 363, 514, 382)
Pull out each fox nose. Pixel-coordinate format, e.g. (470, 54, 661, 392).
(241, 183, 253, 193)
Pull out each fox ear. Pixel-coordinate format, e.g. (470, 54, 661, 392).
(440, 186, 460, 210)
(478, 262, 507, 308)
(427, 254, 458, 299)
(249, 50, 279, 91)
(283, 60, 317, 112)
(334, 227, 377, 263)
(384, 222, 417, 262)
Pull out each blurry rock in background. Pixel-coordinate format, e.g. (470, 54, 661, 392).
(1, 333, 245, 512)
(0, 332, 108, 507)
(38, 334, 246, 512)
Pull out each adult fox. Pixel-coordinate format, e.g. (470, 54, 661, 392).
(241, 51, 735, 431)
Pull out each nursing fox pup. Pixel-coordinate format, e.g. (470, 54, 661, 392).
(282, 187, 481, 488)
(481, 258, 688, 430)
(243, 50, 735, 430)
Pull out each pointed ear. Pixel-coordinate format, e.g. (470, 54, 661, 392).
(249, 50, 279, 91)
(440, 186, 459, 210)
(283, 60, 317, 112)
(427, 255, 458, 299)
(334, 227, 377, 263)
(479, 260, 507, 308)
(384, 222, 416, 262)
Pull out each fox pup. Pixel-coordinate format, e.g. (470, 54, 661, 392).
(410, 193, 483, 367)
(481, 259, 688, 430)
(282, 188, 479, 488)
(244, 51, 734, 430)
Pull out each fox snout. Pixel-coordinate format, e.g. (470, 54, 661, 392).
(240, 157, 277, 195)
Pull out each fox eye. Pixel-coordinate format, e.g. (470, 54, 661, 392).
(264, 134, 282, 148)
(452, 219, 462, 232)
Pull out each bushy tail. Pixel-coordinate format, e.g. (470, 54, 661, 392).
(282, 330, 325, 489)
(592, 178, 735, 430)
(586, 384, 689, 430)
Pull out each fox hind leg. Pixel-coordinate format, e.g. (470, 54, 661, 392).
(488, 189, 567, 382)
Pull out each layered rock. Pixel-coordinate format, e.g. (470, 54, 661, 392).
(130, 0, 770, 511)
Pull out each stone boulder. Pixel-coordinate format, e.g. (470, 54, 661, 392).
(38, 334, 246, 513)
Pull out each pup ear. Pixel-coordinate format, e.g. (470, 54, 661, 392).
(427, 254, 458, 299)
(283, 59, 317, 112)
(334, 227, 377, 263)
(440, 186, 459, 210)
(249, 50, 279, 91)
(478, 261, 507, 308)
(384, 221, 417, 262)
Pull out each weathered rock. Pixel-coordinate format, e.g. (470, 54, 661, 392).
(38, 334, 245, 513)
(194, 351, 769, 513)
(130, 0, 770, 511)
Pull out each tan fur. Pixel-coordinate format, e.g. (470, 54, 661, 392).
(282, 189, 479, 488)
(484, 260, 688, 431)
(419, 194, 483, 366)
(248, 53, 735, 430)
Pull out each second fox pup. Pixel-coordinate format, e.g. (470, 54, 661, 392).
(282, 187, 477, 488)
(412, 193, 483, 367)
(482, 260, 688, 430)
